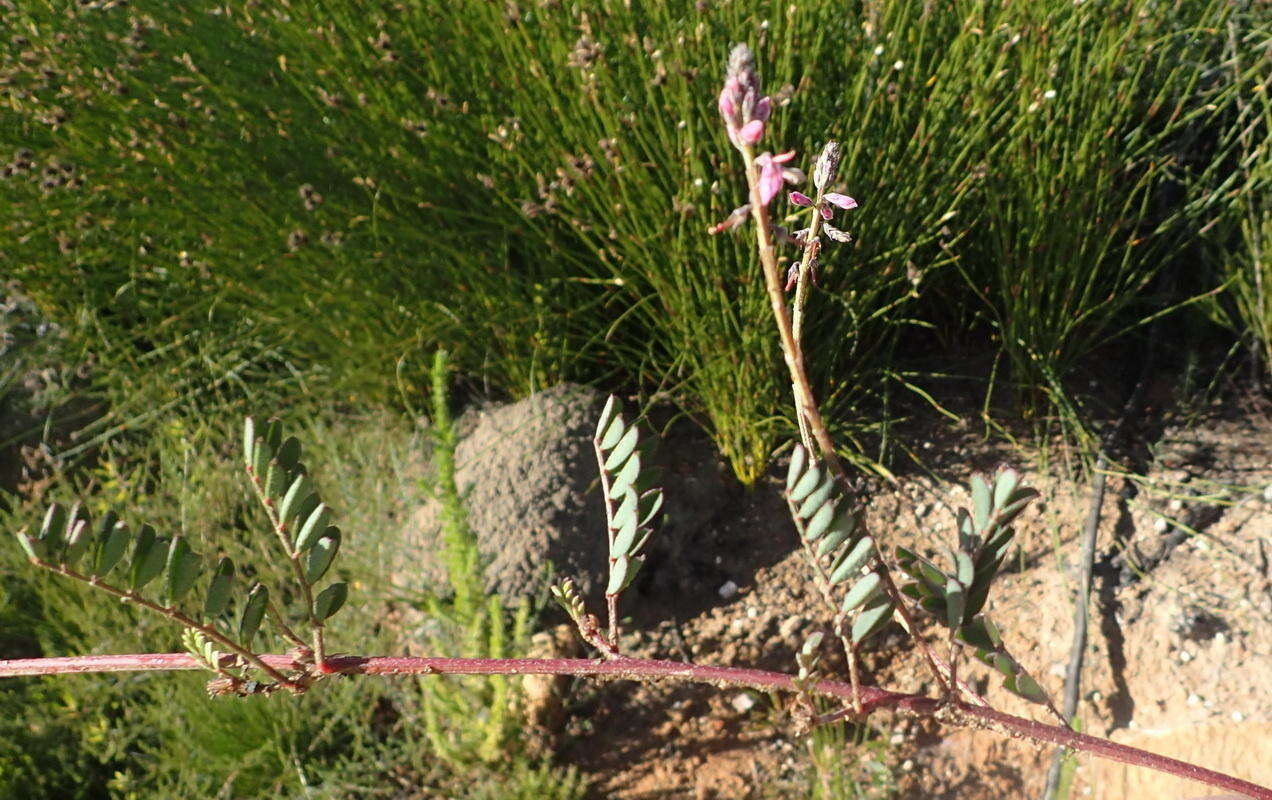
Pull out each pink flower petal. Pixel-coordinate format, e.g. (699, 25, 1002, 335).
(718, 87, 736, 121)
(754, 96, 771, 122)
(772, 150, 796, 164)
(789, 191, 814, 207)
(820, 204, 833, 220)
(756, 154, 784, 205)
(738, 119, 765, 145)
(824, 192, 858, 210)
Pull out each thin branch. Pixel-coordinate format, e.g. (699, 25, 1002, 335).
(35, 560, 299, 689)
(0, 652, 1266, 800)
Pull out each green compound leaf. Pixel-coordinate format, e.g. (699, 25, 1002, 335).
(15, 532, 44, 562)
(971, 473, 992, 533)
(608, 452, 641, 499)
(606, 555, 630, 595)
(203, 557, 235, 618)
(243, 417, 257, 468)
(789, 465, 823, 504)
(250, 439, 273, 482)
(277, 474, 312, 528)
(638, 489, 664, 529)
(841, 571, 883, 612)
(313, 581, 348, 621)
(598, 413, 626, 452)
(289, 492, 321, 534)
(239, 583, 269, 647)
(796, 475, 835, 520)
(786, 444, 808, 491)
(94, 520, 130, 576)
(595, 396, 620, 442)
(63, 518, 92, 568)
(815, 515, 854, 556)
(263, 457, 287, 500)
(851, 597, 895, 644)
(957, 508, 977, 552)
(995, 490, 1039, 529)
(829, 535, 874, 585)
(165, 537, 202, 602)
(275, 435, 302, 472)
(611, 515, 641, 560)
(953, 549, 975, 588)
(294, 503, 331, 553)
(958, 615, 1002, 651)
(804, 500, 838, 542)
(1007, 669, 1049, 705)
(263, 418, 283, 452)
(992, 467, 1020, 510)
(945, 578, 966, 629)
(129, 525, 167, 591)
(612, 487, 639, 532)
(603, 426, 640, 472)
(39, 503, 67, 552)
(305, 529, 341, 584)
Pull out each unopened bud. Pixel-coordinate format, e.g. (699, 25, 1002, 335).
(738, 119, 765, 145)
(813, 141, 841, 191)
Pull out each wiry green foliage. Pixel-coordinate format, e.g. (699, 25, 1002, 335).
(418, 351, 535, 765)
(1, 0, 1261, 482)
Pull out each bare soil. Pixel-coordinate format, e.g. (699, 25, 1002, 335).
(544, 401, 1272, 799)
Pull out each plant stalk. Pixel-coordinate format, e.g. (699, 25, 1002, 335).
(0, 651, 1266, 800)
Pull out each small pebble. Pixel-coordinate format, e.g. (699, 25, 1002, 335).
(1179, 650, 1194, 663)
(731, 693, 756, 713)
(778, 615, 806, 641)
(1263, 484, 1272, 503)
(718, 580, 739, 600)
(1187, 693, 1202, 706)
(1232, 711, 1245, 722)
(1153, 517, 1170, 533)
(746, 605, 759, 619)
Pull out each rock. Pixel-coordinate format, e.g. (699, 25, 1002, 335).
(400, 383, 610, 601)
(396, 383, 731, 604)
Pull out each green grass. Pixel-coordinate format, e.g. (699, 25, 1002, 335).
(3, 0, 1264, 482)
(0, 405, 581, 799)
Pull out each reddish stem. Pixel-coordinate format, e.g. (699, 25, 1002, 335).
(1, 652, 1265, 799)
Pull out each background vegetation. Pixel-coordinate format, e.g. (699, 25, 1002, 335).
(1, 0, 1268, 796)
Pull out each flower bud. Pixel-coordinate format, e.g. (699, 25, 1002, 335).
(813, 141, 841, 191)
(738, 119, 765, 145)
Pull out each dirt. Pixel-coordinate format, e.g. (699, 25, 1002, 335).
(530, 399, 1272, 799)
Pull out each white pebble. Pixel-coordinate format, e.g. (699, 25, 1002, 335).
(1153, 517, 1170, 533)
(718, 580, 739, 600)
(1232, 711, 1245, 722)
(1179, 650, 1194, 663)
(732, 692, 756, 713)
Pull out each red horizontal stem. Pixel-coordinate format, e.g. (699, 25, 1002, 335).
(0, 653, 1265, 799)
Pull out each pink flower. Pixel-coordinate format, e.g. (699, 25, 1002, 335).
(719, 44, 771, 149)
(755, 151, 796, 206)
(824, 193, 857, 211)
(738, 119, 765, 146)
